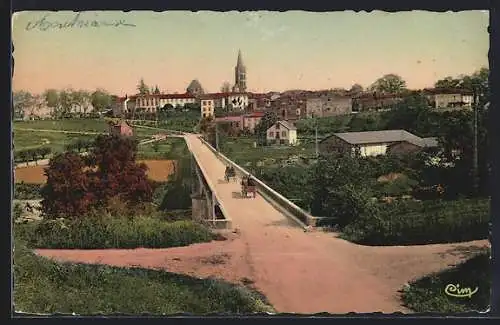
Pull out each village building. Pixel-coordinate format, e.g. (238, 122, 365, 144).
(319, 129, 438, 157)
(305, 92, 353, 117)
(352, 93, 404, 111)
(114, 93, 197, 115)
(242, 111, 265, 133)
(200, 92, 249, 118)
(266, 120, 298, 146)
(108, 120, 134, 137)
(423, 88, 474, 109)
(270, 91, 308, 122)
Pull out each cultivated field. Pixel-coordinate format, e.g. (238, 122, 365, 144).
(13, 119, 162, 152)
(15, 160, 177, 183)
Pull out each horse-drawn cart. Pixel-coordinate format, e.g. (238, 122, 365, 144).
(241, 183, 257, 198)
(224, 167, 237, 183)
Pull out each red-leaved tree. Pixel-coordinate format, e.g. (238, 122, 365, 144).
(41, 134, 154, 218)
(41, 152, 95, 217)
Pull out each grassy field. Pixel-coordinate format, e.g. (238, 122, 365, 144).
(13, 238, 273, 315)
(14, 129, 97, 152)
(401, 250, 491, 313)
(14, 119, 109, 132)
(219, 136, 316, 167)
(136, 137, 190, 160)
(13, 119, 164, 152)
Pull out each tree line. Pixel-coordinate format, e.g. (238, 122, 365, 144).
(14, 147, 52, 164)
(13, 88, 115, 119)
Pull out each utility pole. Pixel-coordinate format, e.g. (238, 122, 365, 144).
(215, 121, 219, 151)
(313, 111, 319, 157)
(472, 88, 480, 195)
(315, 122, 319, 157)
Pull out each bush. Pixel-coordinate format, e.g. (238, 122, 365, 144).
(373, 175, 419, 198)
(13, 238, 274, 314)
(401, 251, 491, 313)
(341, 198, 490, 245)
(14, 182, 42, 200)
(17, 216, 217, 249)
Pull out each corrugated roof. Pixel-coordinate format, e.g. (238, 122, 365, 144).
(325, 130, 435, 147)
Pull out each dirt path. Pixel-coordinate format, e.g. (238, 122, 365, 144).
(35, 135, 491, 314)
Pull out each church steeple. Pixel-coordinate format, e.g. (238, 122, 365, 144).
(237, 49, 244, 67)
(233, 49, 247, 93)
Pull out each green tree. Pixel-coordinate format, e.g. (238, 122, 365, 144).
(383, 93, 433, 135)
(39, 147, 52, 159)
(253, 111, 278, 145)
(90, 89, 112, 112)
(137, 78, 150, 95)
(311, 153, 375, 227)
(369, 74, 407, 94)
(434, 76, 461, 89)
(44, 89, 59, 110)
(349, 84, 364, 95)
(13, 90, 34, 119)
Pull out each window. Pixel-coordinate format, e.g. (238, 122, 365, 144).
(282, 131, 286, 137)
(269, 132, 274, 137)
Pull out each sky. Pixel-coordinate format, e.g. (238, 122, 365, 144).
(12, 10, 489, 95)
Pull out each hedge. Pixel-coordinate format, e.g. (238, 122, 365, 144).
(16, 216, 217, 249)
(341, 198, 490, 245)
(14, 182, 43, 200)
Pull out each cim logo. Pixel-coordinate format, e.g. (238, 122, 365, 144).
(444, 284, 478, 298)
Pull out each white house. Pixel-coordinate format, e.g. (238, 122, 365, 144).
(266, 120, 298, 146)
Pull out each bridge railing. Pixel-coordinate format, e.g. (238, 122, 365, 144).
(198, 136, 321, 228)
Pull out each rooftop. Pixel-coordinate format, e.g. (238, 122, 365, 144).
(324, 130, 437, 148)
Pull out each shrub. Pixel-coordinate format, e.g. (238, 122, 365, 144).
(18, 216, 217, 249)
(373, 175, 419, 198)
(401, 251, 490, 313)
(14, 182, 42, 200)
(341, 198, 490, 245)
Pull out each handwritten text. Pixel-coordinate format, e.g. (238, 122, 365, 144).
(444, 284, 478, 298)
(25, 12, 136, 31)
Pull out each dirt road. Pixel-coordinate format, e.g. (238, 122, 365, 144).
(35, 135, 490, 314)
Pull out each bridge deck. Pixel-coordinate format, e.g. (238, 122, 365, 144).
(184, 134, 404, 313)
(185, 134, 298, 229)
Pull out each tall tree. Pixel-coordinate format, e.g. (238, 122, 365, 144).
(220, 82, 231, 93)
(253, 111, 279, 145)
(349, 84, 364, 94)
(13, 90, 34, 119)
(137, 78, 150, 95)
(90, 89, 112, 112)
(369, 74, 407, 94)
(311, 153, 375, 227)
(434, 76, 461, 89)
(58, 89, 74, 116)
(44, 89, 59, 109)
